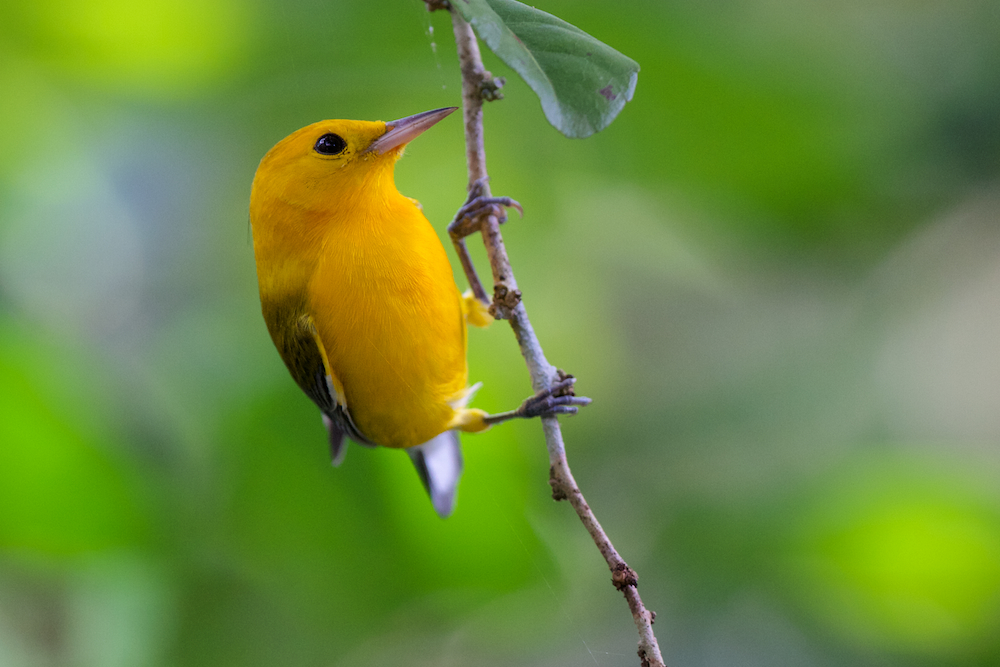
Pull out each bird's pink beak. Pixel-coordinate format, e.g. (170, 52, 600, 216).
(364, 107, 457, 155)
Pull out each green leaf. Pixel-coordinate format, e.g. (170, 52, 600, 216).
(452, 0, 639, 138)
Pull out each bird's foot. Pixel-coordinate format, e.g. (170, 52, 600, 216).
(477, 375, 591, 428)
(516, 376, 592, 419)
(478, 373, 590, 427)
(447, 177, 523, 241)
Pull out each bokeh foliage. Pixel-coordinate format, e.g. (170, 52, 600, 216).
(1, 0, 1000, 665)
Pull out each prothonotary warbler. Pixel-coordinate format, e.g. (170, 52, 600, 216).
(249, 107, 589, 517)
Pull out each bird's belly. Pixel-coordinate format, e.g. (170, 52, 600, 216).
(310, 257, 467, 449)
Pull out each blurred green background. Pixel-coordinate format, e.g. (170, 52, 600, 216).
(2, 0, 999, 665)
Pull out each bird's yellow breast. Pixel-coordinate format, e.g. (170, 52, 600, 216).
(309, 193, 468, 448)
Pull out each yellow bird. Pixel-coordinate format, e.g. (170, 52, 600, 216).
(249, 107, 587, 517)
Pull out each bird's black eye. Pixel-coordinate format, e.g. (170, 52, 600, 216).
(314, 133, 347, 155)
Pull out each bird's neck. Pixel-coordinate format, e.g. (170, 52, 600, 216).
(296, 159, 403, 221)
(252, 161, 408, 297)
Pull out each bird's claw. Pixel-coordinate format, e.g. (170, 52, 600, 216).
(517, 377, 592, 419)
(448, 177, 523, 240)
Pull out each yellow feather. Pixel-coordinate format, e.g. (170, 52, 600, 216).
(250, 113, 487, 450)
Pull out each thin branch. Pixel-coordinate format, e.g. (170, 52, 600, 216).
(435, 5, 667, 666)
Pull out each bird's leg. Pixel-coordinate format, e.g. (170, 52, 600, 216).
(447, 177, 523, 306)
(483, 377, 592, 426)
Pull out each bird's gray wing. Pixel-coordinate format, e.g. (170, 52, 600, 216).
(265, 303, 374, 463)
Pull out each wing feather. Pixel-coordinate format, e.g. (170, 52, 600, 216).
(264, 298, 373, 448)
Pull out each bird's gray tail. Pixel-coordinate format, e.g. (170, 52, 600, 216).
(322, 413, 348, 466)
(407, 430, 463, 518)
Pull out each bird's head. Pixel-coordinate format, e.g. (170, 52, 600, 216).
(251, 107, 457, 214)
